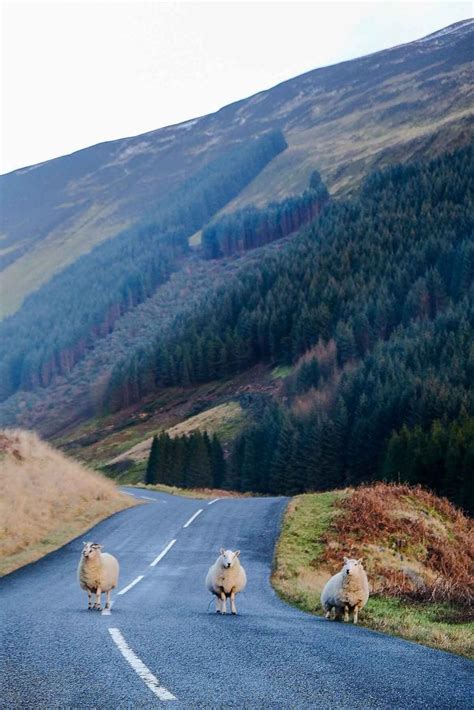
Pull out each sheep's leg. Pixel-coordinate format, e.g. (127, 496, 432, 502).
(105, 590, 111, 610)
(230, 590, 237, 615)
(87, 591, 93, 610)
(220, 591, 227, 614)
(325, 608, 331, 619)
(353, 605, 359, 624)
(330, 606, 336, 620)
(215, 596, 221, 614)
(94, 586, 102, 611)
(343, 605, 349, 622)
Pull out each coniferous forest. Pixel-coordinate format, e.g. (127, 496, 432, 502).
(202, 170, 329, 258)
(145, 430, 226, 489)
(143, 146, 471, 512)
(0, 130, 287, 401)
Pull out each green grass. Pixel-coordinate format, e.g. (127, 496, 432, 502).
(102, 460, 147, 484)
(271, 365, 293, 379)
(272, 492, 474, 659)
(166, 401, 246, 441)
(188, 230, 202, 247)
(131, 482, 250, 500)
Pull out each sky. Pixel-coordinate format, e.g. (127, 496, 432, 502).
(0, 0, 471, 174)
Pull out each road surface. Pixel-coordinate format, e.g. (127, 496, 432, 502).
(1, 488, 472, 708)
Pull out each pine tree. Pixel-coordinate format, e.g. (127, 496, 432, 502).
(145, 436, 160, 485)
(210, 434, 226, 488)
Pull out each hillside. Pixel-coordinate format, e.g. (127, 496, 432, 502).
(0, 429, 135, 575)
(273, 483, 474, 657)
(1, 19, 472, 317)
(74, 146, 473, 514)
(1, 145, 472, 515)
(0, 21, 472, 516)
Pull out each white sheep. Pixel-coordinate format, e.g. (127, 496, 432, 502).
(206, 548, 247, 615)
(321, 557, 369, 624)
(77, 541, 119, 611)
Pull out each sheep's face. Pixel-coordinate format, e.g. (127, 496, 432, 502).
(82, 542, 102, 560)
(342, 557, 363, 576)
(219, 548, 240, 569)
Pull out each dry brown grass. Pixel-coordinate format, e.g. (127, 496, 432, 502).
(322, 483, 473, 607)
(0, 429, 136, 575)
(273, 485, 474, 657)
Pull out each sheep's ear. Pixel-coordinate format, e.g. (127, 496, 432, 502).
(358, 558, 363, 565)
(219, 547, 225, 555)
(343, 556, 349, 563)
(234, 550, 240, 558)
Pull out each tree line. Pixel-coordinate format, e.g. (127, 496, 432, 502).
(0, 129, 287, 402)
(145, 430, 226, 489)
(202, 170, 329, 258)
(105, 145, 473, 414)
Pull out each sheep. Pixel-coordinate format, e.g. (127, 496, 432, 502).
(77, 541, 119, 611)
(321, 557, 369, 624)
(206, 548, 247, 615)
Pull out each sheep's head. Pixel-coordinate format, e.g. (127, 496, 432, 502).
(82, 541, 102, 560)
(342, 557, 363, 576)
(219, 548, 240, 569)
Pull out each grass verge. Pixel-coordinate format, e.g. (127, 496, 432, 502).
(0, 429, 138, 576)
(132, 482, 249, 500)
(272, 490, 473, 659)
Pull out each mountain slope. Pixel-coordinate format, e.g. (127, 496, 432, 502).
(1, 19, 472, 316)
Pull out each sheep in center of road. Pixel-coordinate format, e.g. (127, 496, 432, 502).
(77, 542, 119, 611)
(321, 557, 369, 623)
(206, 548, 247, 614)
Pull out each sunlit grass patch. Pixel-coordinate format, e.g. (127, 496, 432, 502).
(273, 487, 474, 658)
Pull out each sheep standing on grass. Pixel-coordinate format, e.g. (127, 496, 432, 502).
(321, 557, 369, 624)
(206, 549, 247, 614)
(77, 542, 119, 611)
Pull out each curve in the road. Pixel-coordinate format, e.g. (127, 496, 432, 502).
(1, 487, 472, 709)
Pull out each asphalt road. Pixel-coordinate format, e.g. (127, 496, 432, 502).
(1, 488, 472, 709)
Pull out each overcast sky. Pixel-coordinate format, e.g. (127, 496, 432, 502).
(1, 1, 471, 174)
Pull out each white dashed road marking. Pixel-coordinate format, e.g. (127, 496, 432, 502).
(117, 575, 145, 596)
(140, 495, 157, 501)
(183, 509, 203, 528)
(109, 628, 176, 701)
(150, 539, 176, 567)
(123, 491, 136, 497)
(207, 498, 220, 506)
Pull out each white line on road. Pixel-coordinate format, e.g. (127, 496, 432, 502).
(123, 491, 136, 497)
(150, 539, 176, 567)
(207, 498, 220, 506)
(183, 509, 203, 528)
(117, 575, 144, 595)
(109, 628, 176, 701)
(140, 495, 157, 501)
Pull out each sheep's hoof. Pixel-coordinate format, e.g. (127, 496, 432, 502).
(325, 611, 330, 619)
(231, 611, 237, 615)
